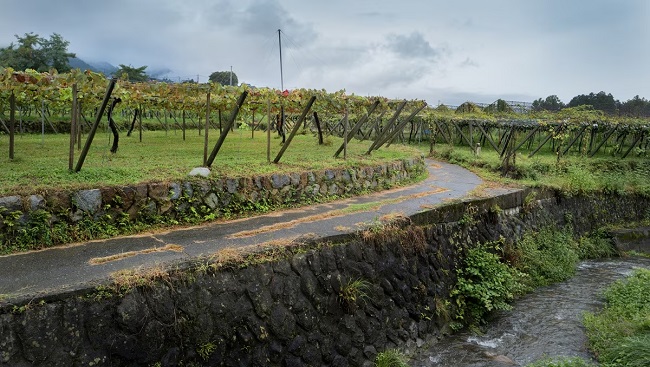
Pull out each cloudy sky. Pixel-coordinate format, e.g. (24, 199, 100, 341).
(1, 0, 648, 106)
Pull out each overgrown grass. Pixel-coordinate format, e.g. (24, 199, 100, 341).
(374, 349, 409, 367)
(429, 146, 650, 196)
(452, 227, 617, 329)
(525, 357, 595, 367)
(0, 131, 420, 196)
(583, 268, 650, 367)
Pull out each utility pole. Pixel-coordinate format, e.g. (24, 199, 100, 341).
(197, 74, 199, 83)
(230, 66, 233, 86)
(278, 29, 284, 91)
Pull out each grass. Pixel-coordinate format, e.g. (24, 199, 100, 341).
(0, 130, 421, 196)
(428, 146, 650, 196)
(525, 357, 595, 367)
(374, 349, 409, 367)
(583, 268, 650, 367)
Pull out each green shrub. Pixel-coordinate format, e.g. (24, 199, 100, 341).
(451, 241, 526, 326)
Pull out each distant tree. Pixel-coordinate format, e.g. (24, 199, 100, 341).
(567, 91, 619, 115)
(485, 99, 514, 113)
(620, 95, 650, 117)
(532, 95, 565, 112)
(455, 102, 482, 114)
(116, 64, 149, 82)
(0, 32, 75, 72)
(209, 70, 238, 86)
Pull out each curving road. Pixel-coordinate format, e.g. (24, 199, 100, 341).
(0, 160, 497, 304)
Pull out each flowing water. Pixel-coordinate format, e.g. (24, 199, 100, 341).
(410, 257, 650, 367)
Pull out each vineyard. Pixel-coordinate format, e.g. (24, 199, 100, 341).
(1, 67, 649, 191)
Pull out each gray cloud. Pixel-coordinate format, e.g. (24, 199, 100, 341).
(0, 1, 647, 103)
(385, 32, 441, 60)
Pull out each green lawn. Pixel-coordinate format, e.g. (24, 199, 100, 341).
(0, 129, 421, 196)
(428, 145, 650, 196)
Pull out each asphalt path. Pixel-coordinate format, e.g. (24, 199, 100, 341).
(0, 160, 498, 304)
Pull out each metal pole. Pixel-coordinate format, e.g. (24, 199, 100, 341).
(278, 29, 284, 91)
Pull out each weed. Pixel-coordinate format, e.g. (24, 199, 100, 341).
(525, 356, 595, 367)
(374, 349, 409, 367)
(197, 341, 217, 361)
(338, 278, 372, 313)
(515, 226, 579, 287)
(584, 268, 650, 367)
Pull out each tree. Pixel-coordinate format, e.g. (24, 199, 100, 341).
(620, 95, 650, 117)
(532, 95, 565, 112)
(0, 32, 75, 72)
(567, 91, 619, 115)
(116, 64, 149, 82)
(209, 70, 238, 86)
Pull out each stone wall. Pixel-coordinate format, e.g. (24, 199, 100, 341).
(0, 158, 424, 251)
(1, 189, 649, 366)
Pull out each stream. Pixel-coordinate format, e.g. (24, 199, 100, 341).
(410, 257, 650, 367)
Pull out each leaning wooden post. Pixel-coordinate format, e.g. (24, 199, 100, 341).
(273, 96, 316, 164)
(69, 84, 77, 171)
(9, 92, 15, 160)
(380, 104, 427, 150)
(206, 91, 248, 167)
(366, 100, 407, 154)
(588, 126, 618, 158)
(75, 78, 117, 172)
(334, 100, 380, 158)
(204, 91, 210, 166)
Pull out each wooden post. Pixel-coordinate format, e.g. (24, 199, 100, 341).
(69, 84, 77, 171)
(41, 99, 45, 145)
(343, 108, 348, 160)
(382, 104, 427, 149)
(77, 101, 82, 149)
(206, 91, 248, 167)
(204, 92, 210, 166)
(314, 112, 324, 145)
(366, 100, 407, 154)
(75, 78, 117, 172)
(621, 132, 645, 159)
(273, 96, 316, 164)
(218, 110, 222, 133)
(138, 104, 143, 142)
(334, 100, 379, 157)
(9, 92, 15, 160)
(251, 109, 256, 139)
(182, 109, 186, 141)
(588, 126, 618, 158)
(267, 100, 271, 163)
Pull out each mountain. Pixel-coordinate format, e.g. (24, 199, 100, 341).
(86, 61, 118, 76)
(68, 57, 95, 72)
(67, 58, 169, 80)
(68, 57, 118, 76)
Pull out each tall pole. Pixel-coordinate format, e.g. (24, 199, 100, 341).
(230, 66, 233, 86)
(278, 29, 284, 91)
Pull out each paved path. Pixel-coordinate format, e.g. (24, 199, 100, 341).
(0, 160, 495, 304)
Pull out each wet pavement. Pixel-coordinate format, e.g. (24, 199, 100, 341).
(0, 160, 509, 304)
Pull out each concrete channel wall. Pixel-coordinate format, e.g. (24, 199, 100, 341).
(1, 189, 649, 366)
